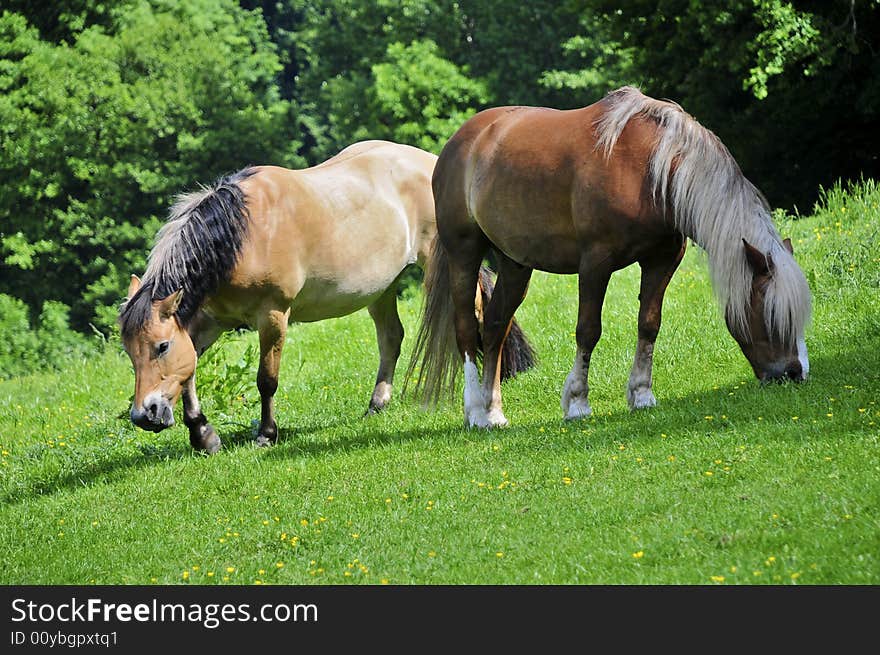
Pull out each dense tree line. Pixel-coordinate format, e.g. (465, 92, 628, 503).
(1, 0, 877, 338)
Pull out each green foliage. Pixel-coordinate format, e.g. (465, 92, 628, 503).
(587, 0, 880, 209)
(372, 40, 488, 152)
(0, 295, 92, 379)
(0, 1, 303, 332)
(196, 332, 259, 421)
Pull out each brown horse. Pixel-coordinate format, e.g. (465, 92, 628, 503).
(119, 140, 534, 453)
(408, 87, 811, 428)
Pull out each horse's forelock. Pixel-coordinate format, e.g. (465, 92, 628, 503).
(118, 282, 155, 340)
(763, 243, 812, 344)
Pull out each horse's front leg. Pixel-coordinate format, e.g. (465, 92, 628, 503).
(627, 235, 686, 410)
(255, 308, 290, 447)
(183, 372, 221, 454)
(562, 249, 614, 420)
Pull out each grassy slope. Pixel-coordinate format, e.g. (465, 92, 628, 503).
(0, 182, 878, 585)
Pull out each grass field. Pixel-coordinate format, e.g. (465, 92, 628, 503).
(1, 181, 878, 585)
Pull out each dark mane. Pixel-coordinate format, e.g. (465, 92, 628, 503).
(119, 167, 256, 338)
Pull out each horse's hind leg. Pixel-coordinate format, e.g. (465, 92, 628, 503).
(627, 235, 686, 409)
(478, 252, 533, 427)
(366, 287, 404, 414)
(447, 238, 490, 427)
(256, 307, 290, 447)
(562, 247, 615, 420)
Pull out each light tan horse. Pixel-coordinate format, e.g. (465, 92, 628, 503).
(408, 87, 811, 428)
(119, 140, 534, 453)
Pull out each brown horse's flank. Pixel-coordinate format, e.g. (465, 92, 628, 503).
(409, 86, 811, 428)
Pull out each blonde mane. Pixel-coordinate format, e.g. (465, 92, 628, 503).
(594, 86, 811, 344)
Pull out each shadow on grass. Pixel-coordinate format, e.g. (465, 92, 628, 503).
(3, 341, 877, 505)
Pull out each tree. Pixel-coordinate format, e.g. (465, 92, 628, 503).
(0, 1, 303, 331)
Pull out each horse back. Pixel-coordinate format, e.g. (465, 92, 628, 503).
(210, 142, 437, 324)
(434, 101, 670, 273)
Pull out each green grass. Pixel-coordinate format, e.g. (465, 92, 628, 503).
(1, 180, 878, 585)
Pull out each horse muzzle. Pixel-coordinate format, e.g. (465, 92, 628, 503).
(761, 360, 806, 384)
(130, 396, 175, 432)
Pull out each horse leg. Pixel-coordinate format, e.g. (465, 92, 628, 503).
(366, 287, 404, 414)
(448, 241, 490, 428)
(627, 235, 686, 409)
(255, 307, 290, 447)
(182, 371, 221, 454)
(562, 251, 614, 420)
(478, 253, 533, 427)
(182, 318, 223, 453)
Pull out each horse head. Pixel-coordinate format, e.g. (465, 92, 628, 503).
(120, 275, 196, 431)
(727, 238, 809, 383)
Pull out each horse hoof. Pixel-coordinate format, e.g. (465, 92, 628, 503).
(465, 408, 491, 429)
(365, 402, 386, 417)
(191, 424, 222, 454)
(486, 408, 509, 428)
(255, 435, 275, 448)
(564, 397, 592, 421)
(628, 388, 657, 410)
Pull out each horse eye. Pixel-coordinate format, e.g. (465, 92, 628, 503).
(156, 341, 170, 356)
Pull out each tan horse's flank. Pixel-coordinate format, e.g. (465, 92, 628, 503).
(408, 87, 811, 428)
(120, 140, 533, 452)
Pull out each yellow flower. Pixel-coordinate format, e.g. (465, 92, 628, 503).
(344, 571, 352, 577)
(300, 519, 309, 527)
(226, 567, 235, 573)
(632, 551, 644, 559)
(381, 579, 389, 585)
(182, 571, 190, 580)
(562, 476, 572, 485)
(258, 569, 266, 575)
(207, 572, 214, 577)
(351, 533, 360, 539)
(496, 552, 504, 558)
(428, 551, 436, 558)
(254, 580, 263, 585)
(704, 471, 714, 476)
(667, 455, 676, 462)
(276, 562, 284, 568)
(710, 575, 725, 583)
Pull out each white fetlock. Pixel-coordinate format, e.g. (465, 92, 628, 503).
(627, 386, 657, 410)
(561, 369, 589, 416)
(463, 354, 490, 429)
(564, 396, 592, 420)
(486, 407, 509, 428)
(466, 406, 491, 429)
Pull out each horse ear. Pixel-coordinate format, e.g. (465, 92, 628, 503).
(127, 274, 142, 298)
(157, 289, 183, 320)
(782, 237, 794, 254)
(743, 238, 771, 274)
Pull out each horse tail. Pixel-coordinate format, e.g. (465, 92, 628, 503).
(405, 235, 460, 405)
(477, 267, 536, 380)
(405, 236, 536, 405)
